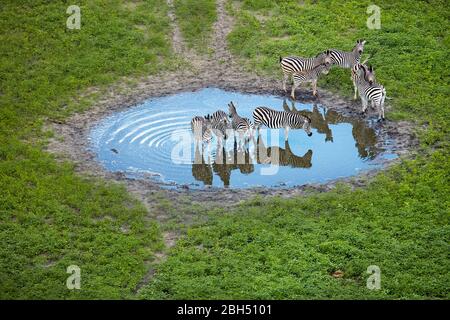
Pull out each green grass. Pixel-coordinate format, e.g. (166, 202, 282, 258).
(138, 0, 450, 299)
(0, 0, 173, 299)
(173, 0, 217, 52)
(140, 152, 449, 299)
(1, 0, 449, 299)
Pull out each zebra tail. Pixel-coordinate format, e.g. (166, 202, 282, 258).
(279, 56, 283, 63)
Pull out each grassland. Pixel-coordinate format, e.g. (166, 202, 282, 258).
(140, 0, 450, 299)
(0, 0, 173, 299)
(173, 0, 217, 52)
(1, 0, 449, 299)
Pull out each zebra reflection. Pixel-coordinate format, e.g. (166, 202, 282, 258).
(192, 144, 213, 186)
(282, 100, 380, 160)
(324, 109, 380, 160)
(192, 140, 254, 187)
(283, 100, 333, 142)
(212, 140, 254, 187)
(255, 136, 312, 169)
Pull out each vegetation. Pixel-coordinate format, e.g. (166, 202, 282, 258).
(1, 0, 448, 299)
(141, 153, 449, 299)
(174, 0, 217, 52)
(0, 0, 173, 299)
(140, 0, 450, 299)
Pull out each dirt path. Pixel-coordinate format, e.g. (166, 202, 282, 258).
(46, 0, 418, 261)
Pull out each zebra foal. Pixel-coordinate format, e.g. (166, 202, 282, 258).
(351, 63, 376, 100)
(280, 50, 332, 93)
(354, 65, 386, 121)
(291, 63, 331, 99)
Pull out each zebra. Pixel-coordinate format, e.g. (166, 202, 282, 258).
(191, 114, 213, 147)
(253, 106, 312, 140)
(209, 110, 228, 125)
(291, 63, 331, 99)
(228, 101, 253, 143)
(328, 39, 366, 68)
(351, 62, 376, 100)
(354, 64, 386, 121)
(280, 50, 332, 93)
(210, 110, 230, 144)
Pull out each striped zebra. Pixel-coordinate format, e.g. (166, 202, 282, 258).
(253, 106, 312, 140)
(328, 39, 366, 68)
(351, 63, 376, 100)
(228, 101, 253, 142)
(291, 63, 331, 99)
(280, 50, 332, 93)
(355, 65, 386, 121)
(191, 114, 213, 146)
(210, 110, 230, 143)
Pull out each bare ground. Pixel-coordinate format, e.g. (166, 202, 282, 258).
(46, 0, 418, 250)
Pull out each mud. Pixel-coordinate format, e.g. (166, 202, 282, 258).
(46, 0, 418, 222)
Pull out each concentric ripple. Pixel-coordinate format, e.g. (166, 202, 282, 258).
(89, 88, 397, 188)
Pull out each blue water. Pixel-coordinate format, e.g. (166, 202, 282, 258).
(89, 88, 396, 188)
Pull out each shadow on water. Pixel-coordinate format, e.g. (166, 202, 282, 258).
(90, 88, 396, 188)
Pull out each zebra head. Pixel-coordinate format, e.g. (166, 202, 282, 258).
(323, 50, 333, 66)
(358, 64, 376, 85)
(303, 116, 313, 137)
(204, 114, 213, 129)
(228, 101, 237, 118)
(319, 62, 332, 75)
(213, 118, 230, 140)
(355, 39, 366, 55)
(366, 65, 376, 85)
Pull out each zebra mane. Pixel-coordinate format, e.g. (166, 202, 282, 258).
(315, 50, 327, 58)
(358, 63, 370, 80)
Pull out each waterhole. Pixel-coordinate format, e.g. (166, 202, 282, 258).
(89, 88, 397, 188)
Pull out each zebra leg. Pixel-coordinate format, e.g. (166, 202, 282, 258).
(361, 98, 368, 115)
(282, 74, 289, 93)
(284, 127, 289, 141)
(376, 102, 383, 122)
(312, 80, 318, 97)
(290, 82, 298, 100)
(381, 92, 386, 121)
(353, 81, 358, 100)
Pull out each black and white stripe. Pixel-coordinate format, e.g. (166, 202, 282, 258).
(210, 110, 230, 142)
(228, 101, 253, 139)
(329, 39, 366, 68)
(351, 63, 376, 100)
(253, 106, 312, 140)
(291, 63, 331, 99)
(280, 50, 332, 92)
(355, 65, 386, 121)
(211, 110, 228, 124)
(191, 115, 213, 144)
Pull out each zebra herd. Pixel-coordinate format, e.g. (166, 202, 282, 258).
(191, 101, 313, 150)
(281, 39, 386, 120)
(191, 39, 387, 148)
